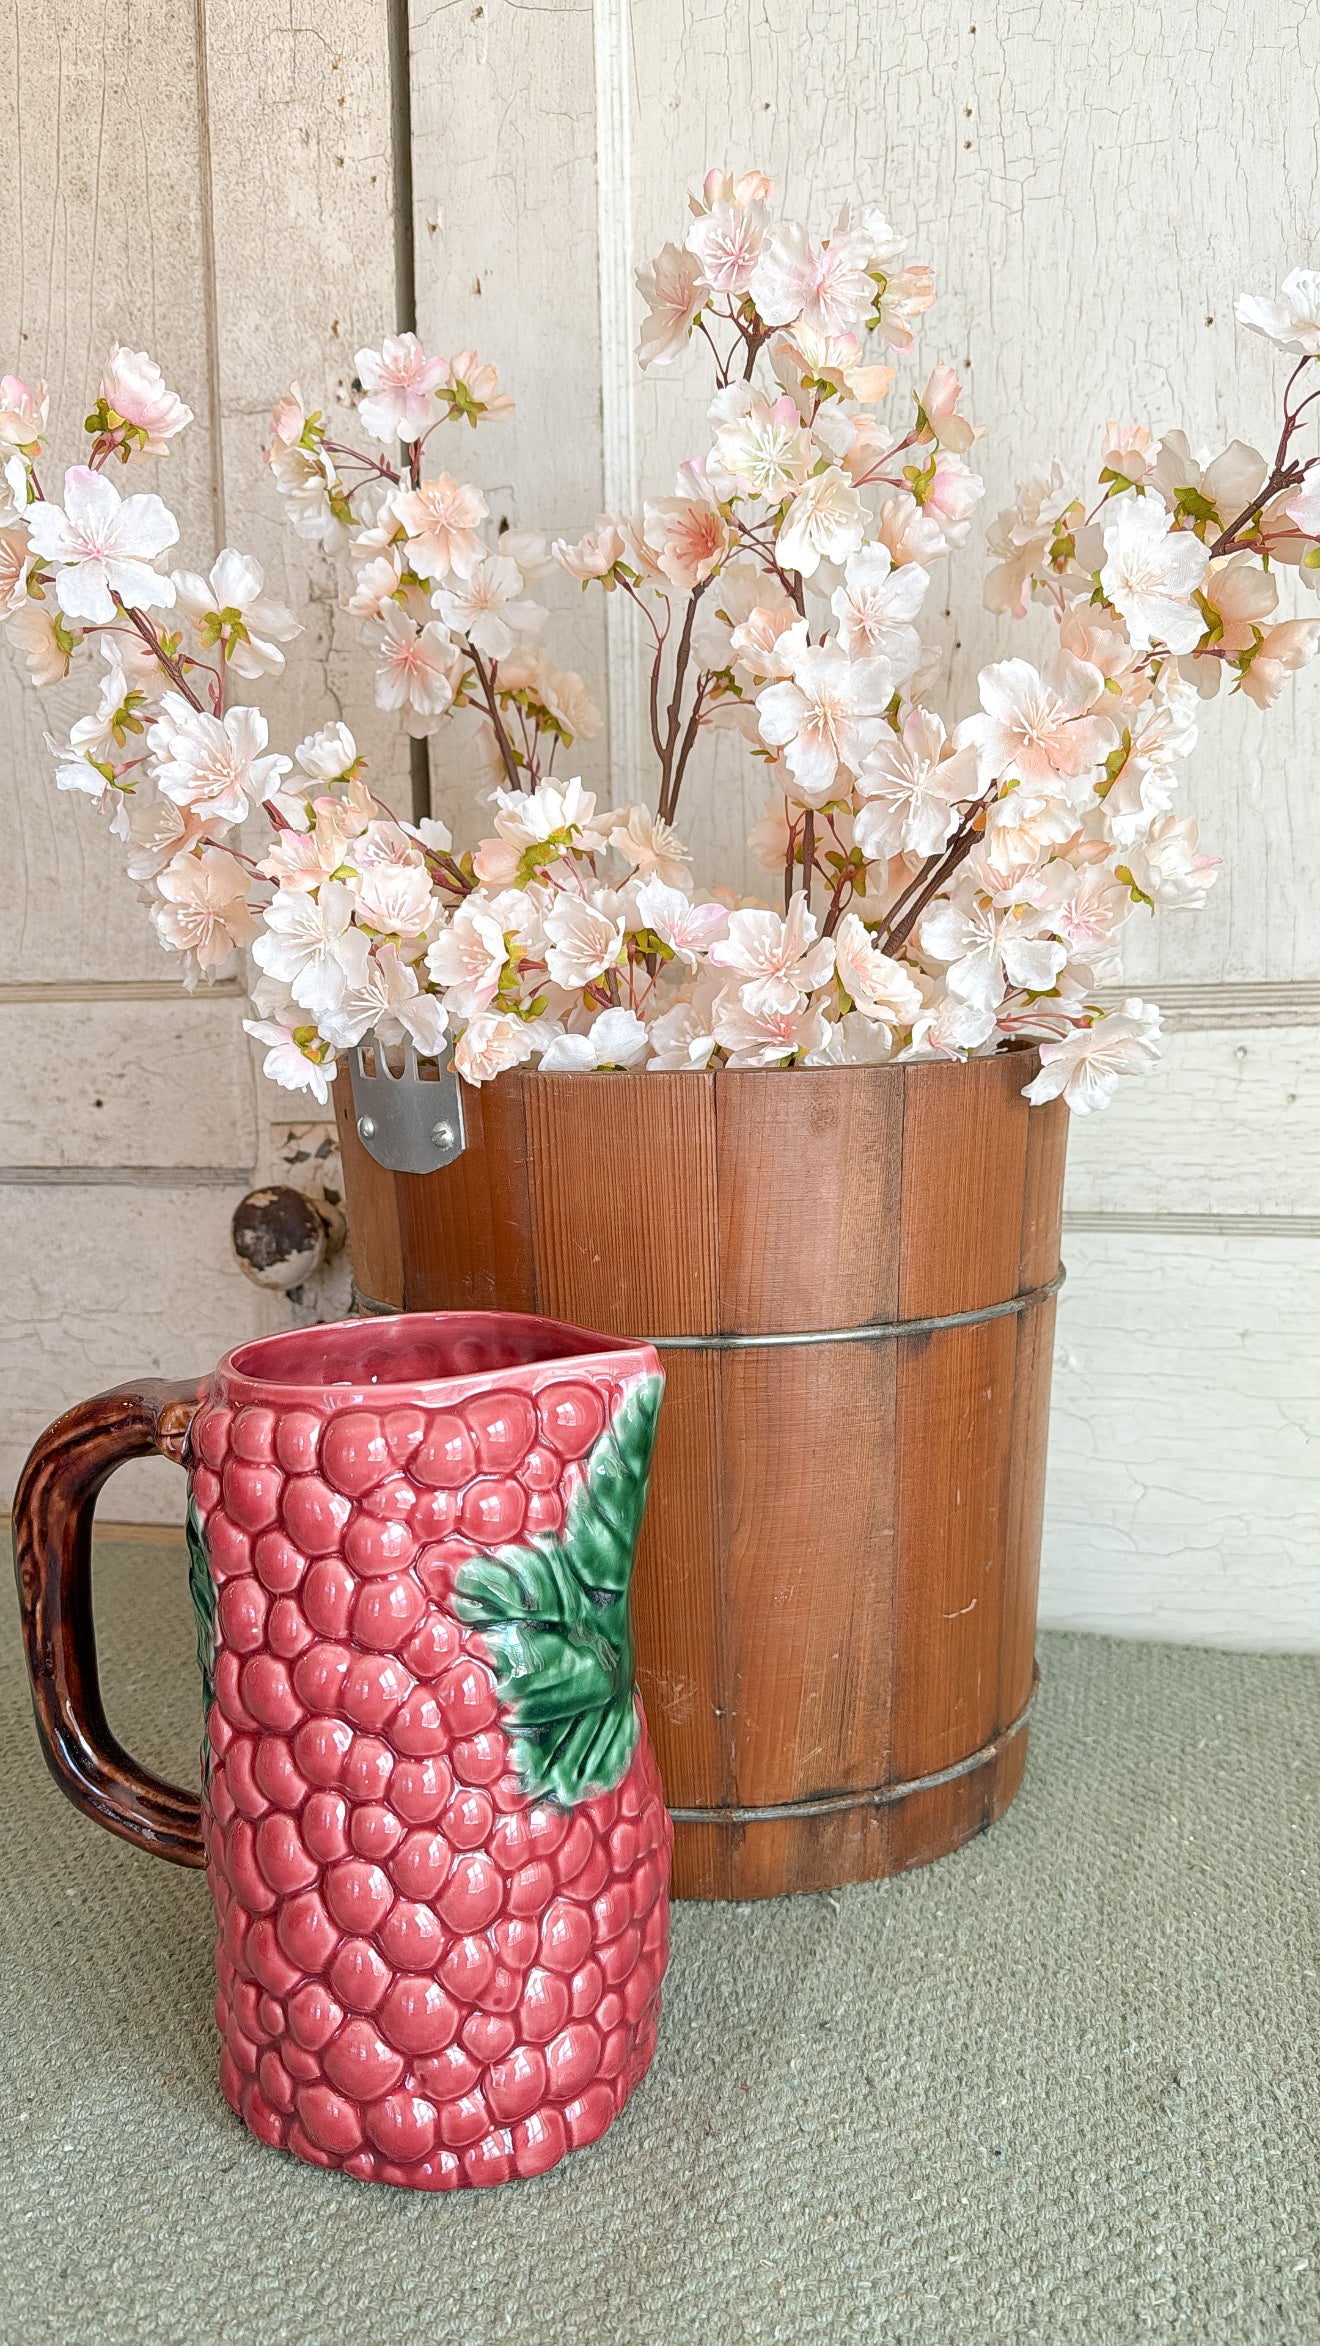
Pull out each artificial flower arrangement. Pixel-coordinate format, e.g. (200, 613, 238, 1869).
(5, 170, 1320, 1113)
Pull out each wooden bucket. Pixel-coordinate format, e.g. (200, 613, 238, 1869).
(333, 1050, 1068, 1900)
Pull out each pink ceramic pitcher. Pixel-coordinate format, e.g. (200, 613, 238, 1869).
(13, 1311, 672, 2190)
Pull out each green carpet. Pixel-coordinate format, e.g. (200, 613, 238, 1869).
(1, 1540, 1318, 2346)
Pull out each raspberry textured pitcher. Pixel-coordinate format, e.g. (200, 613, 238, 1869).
(13, 1311, 672, 2190)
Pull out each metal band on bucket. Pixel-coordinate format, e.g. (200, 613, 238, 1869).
(666, 1666, 1040, 1826)
(350, 1267, 1065, 1347)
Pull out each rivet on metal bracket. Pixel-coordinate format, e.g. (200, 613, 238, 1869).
(346, 1042, 467, 1175)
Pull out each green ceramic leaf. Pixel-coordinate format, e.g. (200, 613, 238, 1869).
(453, 1373, 663, 1808)
(186, 1494, 217, 1778)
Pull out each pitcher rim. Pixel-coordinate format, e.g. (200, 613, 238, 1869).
(213, 1308, 660, 1410)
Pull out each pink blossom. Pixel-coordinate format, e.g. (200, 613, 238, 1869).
(635, 877, 729, 964)
(642, 498, 729, 588)
(1023, 999, 1162, 1112)
(756, 642, 893, 805)
(553, 519, 628, 581)
(373, 606, 456, 726)
(355, 333, 449, 442)
(912, 452, 985, 551)
(854, 708, 978, 860)
(149, 694, 289, 827)
(832, 913, 922, 1028)
(750, 222, 875, 337)
(27, 465, 178, 625)
(393, 474, 488, 581)
(708, 893, 834, 1016)
(635, 245, 705, 368)
(776, 467, 866, 577)
(712, 985, 828, 1067)
(0, 375, 48, 450)
(686, 198, 768, 295)
(917, 365, 980, 454)
(152, 846, 256, 969)
(97, 347, 193, 453)
(454, 1010, 542, 1085)
(963, 654, 1115, 789)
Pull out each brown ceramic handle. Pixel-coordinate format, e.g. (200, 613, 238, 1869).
(11, 1379, 207, 1868)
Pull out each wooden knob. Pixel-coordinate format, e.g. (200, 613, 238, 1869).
(230, 1185, 345, 1292)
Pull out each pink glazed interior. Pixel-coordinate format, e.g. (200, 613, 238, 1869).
(220, 1310, 650, 1407)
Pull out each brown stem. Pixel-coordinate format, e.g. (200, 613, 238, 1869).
(783, 806, 799, 914)
(877, 793, 994, 958)
(117, 602, 207, 712)
(729, 514, 806, 616)
(466, 643, 524, 792)
(663, 676, 713, 827)
(821, 865, 855, 938)
(321, 440, 402, 485)
(800, 809, 815, 909)
(1208, 355, 1317, 558)
(657, 585, 707, 822)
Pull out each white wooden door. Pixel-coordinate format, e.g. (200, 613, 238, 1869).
(0, 0, 401, 1523)
(408, 0, 1320, 1649)
(6, 1, 1318, 1642)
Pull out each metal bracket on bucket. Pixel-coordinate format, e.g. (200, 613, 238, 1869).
(346, 1042, 466, 1175)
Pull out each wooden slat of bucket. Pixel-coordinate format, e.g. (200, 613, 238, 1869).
(630, 1345, 732, 1819)
(394, 1076, 535, 1314)
(718, 1339, 899, 1807)
(712, 1066, 904, 1331)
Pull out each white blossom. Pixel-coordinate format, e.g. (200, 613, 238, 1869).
(1022, 999, 1162, 1112)
(1100, 495, 1210, 654)
(776, 467, 867, 577)
(757, 641, 893, 803)
(251, 878, 355, 1018)
(149, 695, 289, 826)
(1235, 270, 1320, 357)
(27, 465, 178, 625)
(539, 1007, 649, 1071)
(173, 548, 299, 678)
(432, 553, 544, 659)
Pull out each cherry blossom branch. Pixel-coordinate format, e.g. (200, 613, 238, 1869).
(116, 600, 208, 713)
(321, 439, 401, 486)
(662, 672, 714, 825)
(800, 807, 816, 906)
(1209, 356, 1317, 558)
(875, 790, 996, 957)
(465, 643, 524, 793)
(729, 513, 806, 616)
(657, 583, 709, 824)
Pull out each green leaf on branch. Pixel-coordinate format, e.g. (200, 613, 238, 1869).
(453, 1374, 663, 1809)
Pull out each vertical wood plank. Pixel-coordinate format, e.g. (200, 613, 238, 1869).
(714, 1070, 905, 1333)
(407, 0, 611, 821)
(999, 1298, 1057, 1725)
(719, 1343, 898, 1804)
(332, 1071, 404, 1309)
(525, 1074, 720, 1337)
(631, 1346, 731, 1820)
(0, 0, 220, 984)
(201, 0, 402, 804)
(898, 1056, 1031, 1319)
(391, 1074, 535, 1314)
(887, 1316, 1016, 1872)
